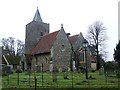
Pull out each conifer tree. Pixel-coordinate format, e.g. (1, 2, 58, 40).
(114, 41, 120, 70)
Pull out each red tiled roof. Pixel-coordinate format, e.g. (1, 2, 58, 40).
(69, 34, 79, 44)
(30, 30, 60, 55)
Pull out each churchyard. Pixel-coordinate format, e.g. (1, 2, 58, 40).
(1, 70, 119, 90)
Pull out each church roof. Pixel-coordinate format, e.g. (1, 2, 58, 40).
(69, 34, 79, 44)
(30, 30, 60, 55)
(69, 32, 84, 44)
(33, 8, 43, 22)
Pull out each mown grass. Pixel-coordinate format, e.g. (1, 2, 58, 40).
(2, 71, 119, 89)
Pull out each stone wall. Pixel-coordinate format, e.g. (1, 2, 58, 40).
(72, 33, 84, 51)
(52, 29, 72, 71)
(31, 53, 51, 72)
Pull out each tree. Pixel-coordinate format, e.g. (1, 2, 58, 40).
(7, 37, 15, 55)
(16, 39, 25, 56)
(1, 37, 15, 55)
(114, 41, 120, 71)
(86, 21, 107, 70)
(114, 41, 120, 88)
(1, 38, 9, 53)
(104, 61, 117, 71)
(1, 37, 25, 56)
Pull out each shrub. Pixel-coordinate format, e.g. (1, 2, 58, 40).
(15, 69, 22, 73)
(91, 70, 96, 73)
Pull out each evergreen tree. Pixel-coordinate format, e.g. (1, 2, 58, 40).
(114, 40, 120, 70)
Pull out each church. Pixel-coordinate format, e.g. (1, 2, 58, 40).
(25, 8, 96, 72)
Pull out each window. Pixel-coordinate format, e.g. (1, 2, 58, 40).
(36, 57, 38, 65)
(45, 57, 47, 63)
(41, 32, 43, 36)
(61, 45, 65, 51)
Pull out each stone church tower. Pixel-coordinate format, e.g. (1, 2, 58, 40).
(25, 8, 49, 54)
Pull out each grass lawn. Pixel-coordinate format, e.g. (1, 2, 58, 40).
(1, 71, 119, 89)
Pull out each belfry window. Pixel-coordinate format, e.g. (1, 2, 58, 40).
(41, 32, 43, 36)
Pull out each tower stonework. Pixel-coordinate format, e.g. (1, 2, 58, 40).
(25, 8, 49, 54)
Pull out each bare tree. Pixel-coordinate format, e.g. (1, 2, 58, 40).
(86, 21, 107, 70)
(1, 37, 24, 56)
(16, 39, 25, 56)
(7, 37, 15, 55)
(1, 38, 9, 50)
(1, 37, 15, 55)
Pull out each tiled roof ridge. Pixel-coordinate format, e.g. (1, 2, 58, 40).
(69, 34, 79, 44)
(42, 30, 60, 37)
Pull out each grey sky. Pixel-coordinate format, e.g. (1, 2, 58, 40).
(0, 0, 119, 61)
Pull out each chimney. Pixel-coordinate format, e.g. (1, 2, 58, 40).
(61, 24, 64, 30)
(66, 33, 70, 37)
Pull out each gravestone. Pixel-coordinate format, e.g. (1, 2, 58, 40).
(64, 72, 68, 79)
(99, 66, 104, 75)
(52, 67, 57, 82)
(2, 65, 12, 75)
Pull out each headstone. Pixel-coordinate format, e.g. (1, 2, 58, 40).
(73, 61, 76, 71)
(58, 68, 62, 72)
(99, 66, 104, 75)
(49, 61, 53, 72)
(2, 65, 12, 74)
(52, 67, 57, 82)
(64, 72, 68, 79)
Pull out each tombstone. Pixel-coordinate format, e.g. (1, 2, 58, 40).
(64, 72, 68, 79)
(49, 60, 53, 72)
(62, 68, 68, 79)
(52, 67, 57, 82)
(99, 66, 104, 75)
(2, 65, 12, 75)
(16, 65, 22, 73)
(58, 68, 62, 72)
(73, 61, 76, 71)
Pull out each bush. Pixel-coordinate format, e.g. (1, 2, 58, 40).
(91, 70, 96, 73)
(15, 69, 22, 73)
(2, 72, 8, 76)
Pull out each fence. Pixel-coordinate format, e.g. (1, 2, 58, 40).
(2, 71, 120, 89)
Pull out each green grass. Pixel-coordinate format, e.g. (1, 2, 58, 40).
(2, 71, 120, 89)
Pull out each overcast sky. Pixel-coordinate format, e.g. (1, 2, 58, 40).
(0, 0, 119, 61)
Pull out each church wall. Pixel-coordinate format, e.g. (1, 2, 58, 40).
(74, 33, 84, 51)
(51, 29, 72, 71)
(71, 33, 84, 70)
(31, 53, 51, 72)
(71, 33, 92, 70)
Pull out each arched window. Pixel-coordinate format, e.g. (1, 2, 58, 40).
(61, 45, 65, 51)
(41, 32, 43, 36)
(36, 57, 38, 65)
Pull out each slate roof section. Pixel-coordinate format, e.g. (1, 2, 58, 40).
(33, 8, 43, 22)
(69, 34, 79, 44)
(31, 30, 60, 55)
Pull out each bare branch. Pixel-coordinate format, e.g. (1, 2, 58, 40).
(86, 20, 108, 69)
